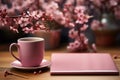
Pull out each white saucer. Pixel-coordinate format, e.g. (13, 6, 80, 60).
(11, 59, 51, 70)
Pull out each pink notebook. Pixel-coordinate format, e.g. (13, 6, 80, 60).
(50, 53, 119, 75)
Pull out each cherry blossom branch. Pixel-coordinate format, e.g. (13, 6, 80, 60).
(0, 0, 98, 52)
(0, 9, 52, 33)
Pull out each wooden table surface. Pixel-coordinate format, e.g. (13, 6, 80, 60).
(0, 44, 120, 80)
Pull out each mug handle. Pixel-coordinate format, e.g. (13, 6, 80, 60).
(9, 43, 21, 62)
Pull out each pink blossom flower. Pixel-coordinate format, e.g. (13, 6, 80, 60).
(68, 28, 78, 39)
(80, 24, 88, 31)
(67, 42, 75, 51)
(109, 0, 118, 6)
(91, 43, 97, 52)
(80, 33, 86, 39)
(90, 0, 102, 7)
(42, 1, 59, 16)
(67, 40, 81, 52)
(74, 40, 81, 48)
(68, 22, 75, 27)
(84, 38, 88, 45)
(91, 20, 101, 30)
(76, 13, 91, 24)
(65, 0, 74, 5)
(74, 6, 86, 13)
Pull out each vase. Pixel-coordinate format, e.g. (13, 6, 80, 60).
(93, 12, 120, 46)
(93, 29, 119, 46)
(34, 29, 61, 50)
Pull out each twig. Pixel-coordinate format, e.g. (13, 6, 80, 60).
(4, 70, 28, 79)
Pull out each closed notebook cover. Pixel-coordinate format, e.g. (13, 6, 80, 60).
(50, 53, 119, 75)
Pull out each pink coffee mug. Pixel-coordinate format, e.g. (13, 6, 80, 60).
(9, 37, 44, 67)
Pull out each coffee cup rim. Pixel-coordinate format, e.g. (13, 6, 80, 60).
(18, 37, 44, 42)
